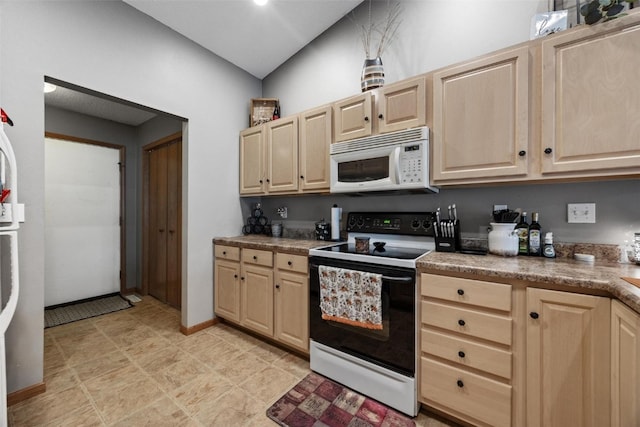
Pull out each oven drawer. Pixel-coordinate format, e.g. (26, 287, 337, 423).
(276, 253, 308, 274)
(421, 329, 512, 380)
(215, 245, 240, 261)
(421, 300, 512, 346)
(421, 274, 511, 312)
(242, 248, 273, 267)
(421, 356, 511, 427)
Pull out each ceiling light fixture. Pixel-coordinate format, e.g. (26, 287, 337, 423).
(44, 82, 57, 93)
(254, 0, 268, 5)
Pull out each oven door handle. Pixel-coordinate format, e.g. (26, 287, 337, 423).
(381, 275, 414, 283)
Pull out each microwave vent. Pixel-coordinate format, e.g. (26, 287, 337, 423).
(331, 126, 429, 155)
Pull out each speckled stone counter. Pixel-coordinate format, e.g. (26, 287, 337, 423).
(213, 235, 329, 255)
(213, 236, 640, 314)
(417, 251, 640, 314)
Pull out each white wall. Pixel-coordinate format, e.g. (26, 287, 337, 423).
(263, 0, 548, 113)
(1, 1, 259, 393)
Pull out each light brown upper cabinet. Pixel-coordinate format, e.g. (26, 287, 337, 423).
(540, 15, 640, 177)
(239, 126, 266, 195)
(266, 116, 299, 193)
(299, 105, 332, 192)
(376, 77, 426, 134)
(333, 91, 374, 142)
(333, 77, 427, 143)
(431, 46, 530, 184)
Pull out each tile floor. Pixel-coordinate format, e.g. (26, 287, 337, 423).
(9, 296, 459, 426)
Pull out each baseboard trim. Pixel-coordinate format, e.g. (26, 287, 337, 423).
(8, 382, 46, 406)
(180, 317, 218, 335)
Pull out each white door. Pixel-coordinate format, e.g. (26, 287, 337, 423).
(44, 137, 121, 306)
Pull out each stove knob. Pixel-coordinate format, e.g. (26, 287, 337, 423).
(411, 219, 420, 229)
(422, 220, 431, 230)
(356, 217, 365, 227)
(348, 216, 357, 228)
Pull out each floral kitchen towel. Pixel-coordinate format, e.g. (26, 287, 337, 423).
(318, 265, 383, 330)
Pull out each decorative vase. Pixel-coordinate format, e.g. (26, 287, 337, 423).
(361, 57, 384, 92)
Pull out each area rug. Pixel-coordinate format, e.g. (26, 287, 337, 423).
(266, 372, 415, 427)
(44, 293, 133, 328)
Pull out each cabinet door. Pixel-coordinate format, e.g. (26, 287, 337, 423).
(241, 264, 274, 337)
(149, 145, 168, 303)
(432, 46, 529, 183)
(527, 288, 610, 427)
(611, 299, 640, 427)
(377, 77, 426, 134)
(214, 259, 241, 322)
(267, 116, 298, 193)
(299, 105, 331, 192)
(274, 270, 309, 352)
(239, 126, 265, 195)
(333, 92, 373, 142)
(165, 141, 181, 309)
(540, 18, 640, 175)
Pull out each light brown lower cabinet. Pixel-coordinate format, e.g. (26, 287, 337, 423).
(611, 299, 640, 427)
(213, 245, 309, 353)
(419, 273, 635, 427)
(526, 288, 610, 427)
(419, 273, 513, 427)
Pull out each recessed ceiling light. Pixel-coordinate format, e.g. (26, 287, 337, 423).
(254, 0, 268, 5)
(44, 82, 57, 93)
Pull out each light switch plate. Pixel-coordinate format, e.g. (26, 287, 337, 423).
(568, 203, 596, 223)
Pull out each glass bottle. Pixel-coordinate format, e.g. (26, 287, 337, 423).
(515, 211, 529, 255)
(528, 212, 542, 256)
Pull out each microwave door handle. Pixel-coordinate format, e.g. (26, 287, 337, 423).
(391, 146, 401, 184)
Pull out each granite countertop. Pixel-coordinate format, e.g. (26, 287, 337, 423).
(213, 235, 329, 255)
(213, 235, 640, 314)
(418, 251, 640, 314)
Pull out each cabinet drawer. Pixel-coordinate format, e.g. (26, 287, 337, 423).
(242, 248, 273, 267)
(421, 356, 511, 427)
(215, 245, 240, 261)
(421, 274, 511, 312)
(422, 300, 512, 346)
(421, 329, 512, 380)
(276, 253, 308, 274)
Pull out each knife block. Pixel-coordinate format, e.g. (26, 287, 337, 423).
(435, 220, 461, 252)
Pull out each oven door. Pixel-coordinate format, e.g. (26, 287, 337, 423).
(330, 144, 400, 193)
(309, 256, 416, 377)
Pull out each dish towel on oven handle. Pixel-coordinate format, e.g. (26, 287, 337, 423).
(318, 265, 383, 330)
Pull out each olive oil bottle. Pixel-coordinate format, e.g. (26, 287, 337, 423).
(528, 212, 542, 256)
(515, 211, 529, 255)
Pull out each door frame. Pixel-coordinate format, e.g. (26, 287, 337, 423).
(44, 131, 127, 295)
(141, 131, 182, 298)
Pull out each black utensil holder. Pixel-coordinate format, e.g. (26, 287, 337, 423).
(435, 220, 461, 252)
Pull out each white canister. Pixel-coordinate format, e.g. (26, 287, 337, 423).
(488, 223, 519, 256)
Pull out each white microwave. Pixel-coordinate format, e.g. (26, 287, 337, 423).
(330, 126, 438, 194)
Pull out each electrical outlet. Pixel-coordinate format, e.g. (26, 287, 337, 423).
(276, 206, 288, 219)
(568, 203, 596, 223)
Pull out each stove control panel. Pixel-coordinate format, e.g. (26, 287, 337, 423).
(346, 212, 436, 236)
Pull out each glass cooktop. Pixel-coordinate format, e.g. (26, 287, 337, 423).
(315, 242, 429, 260)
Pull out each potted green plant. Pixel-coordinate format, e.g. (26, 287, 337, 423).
(580, 0, 637, 24)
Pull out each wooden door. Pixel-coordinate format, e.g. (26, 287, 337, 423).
(526, 288, 610, 427)
(299, 105, 331, 192)
(377, 77, 426, 134)
(540, 17, 640, 175)
(144, 134, 182, 309)
(432, 46, 530, 183)
(333, 92, 373, 142)
(239, 126, 265, 195)
(266, 116, 298, 193)
(611, 299, 640, 427)
(149, 146, 168, 303)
